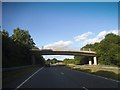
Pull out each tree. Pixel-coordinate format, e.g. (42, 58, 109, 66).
(52, 58, 58, 64)
(96, 33, 120, 66)
(80, 33, 120, 66)
(2, 30, 11, 67)
(34, 54, 45, 65)
(46, 59, 51, 64)
(74, 56, 89, 65)
(11, 28, 35, 49)
(2, 29, 9, 37)
(2, 28, 45, 67)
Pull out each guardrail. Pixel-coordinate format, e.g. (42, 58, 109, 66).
(2, 65, 33, 72)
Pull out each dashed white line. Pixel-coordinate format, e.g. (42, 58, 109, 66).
(15, 66, 44, 90)
(61, 72, 64, 75)
(83, 87, 88, 90)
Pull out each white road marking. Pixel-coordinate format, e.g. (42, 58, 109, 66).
(77, 70, 120, 83)
(61, 72, 64, 75)
(83, 87, 88, 90)
(15, 66, 44, 90)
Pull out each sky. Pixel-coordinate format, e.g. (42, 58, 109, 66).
(2, 2, 118, 60)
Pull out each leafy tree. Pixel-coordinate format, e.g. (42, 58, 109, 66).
(74, 55, 89, 65)
(2, 30, 11, 67)
(63, 58, 74, 64)
(34, 54, 45, 65)
(52, 58, 58, 64)
(79, 33, 120, 66)
(46, 59, 51, 64)
(96, 33, 120, 66)
(2, 28, 45, 67)
(2, 29, 9, 37)
(11, 28, 35, 49)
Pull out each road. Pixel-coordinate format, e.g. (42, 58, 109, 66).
(12, 65, 119, 89)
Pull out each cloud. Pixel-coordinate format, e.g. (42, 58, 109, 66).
(74, 32, 93, 42)
(42, 40, 73, 60)
(108, 29, 119, 35)
(43, 40, 73, 50)
(41, 29, 119, 60)
(74, 29, 119, 46)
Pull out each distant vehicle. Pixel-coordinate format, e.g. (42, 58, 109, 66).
(50, 63, 57, 67)
(45, 63, 50, 67)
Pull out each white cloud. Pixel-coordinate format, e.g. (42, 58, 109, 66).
(74, 32, 93, 42)
(75, 29, 119, 46)
(40, 29, 119, 60)
(97, 30, 107, 40)
(43, 40, 73, 50)
(108, 29, 119, 35)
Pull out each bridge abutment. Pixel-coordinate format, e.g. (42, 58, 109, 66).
(89, 57, 97, 65)
(89, 57, 92, 65)
(93, 56, 97, 65)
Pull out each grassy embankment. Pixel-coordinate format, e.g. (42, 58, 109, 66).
(66, 64, 120, 81)
(3, 65, 43, 85)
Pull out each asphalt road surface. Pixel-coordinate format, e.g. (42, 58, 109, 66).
(3, 65, 119, 89)
(10, 65, 119, 89)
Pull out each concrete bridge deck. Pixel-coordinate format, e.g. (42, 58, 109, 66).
(30, 49, 96, 56)
(30, 49, 97, 65)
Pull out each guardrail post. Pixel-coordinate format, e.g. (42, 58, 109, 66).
(93, 57, 97, 65)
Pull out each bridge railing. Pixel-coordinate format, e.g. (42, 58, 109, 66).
(80, 48, 96, 51)
(31, 48, 96, 51)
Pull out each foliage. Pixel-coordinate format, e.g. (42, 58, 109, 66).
(34, 54, 45, 65)
(81, 33, 120, 66)
(2, 28, 45, 68)
(11, 28, 35, 49)
(96, 33, 120, 66)
(74, 56, 89, 65)
(46, 58, 58, 64)
(63, 33, 120, 66)
(67, 65, 120, 81)
(63, 58, 74, 64)
(63, 56, 89, 65)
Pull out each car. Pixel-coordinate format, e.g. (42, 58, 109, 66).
(45, 63, 50, 67)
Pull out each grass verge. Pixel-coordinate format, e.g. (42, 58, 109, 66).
(3, 65, 42, 85)
(66, 65, 120, 81)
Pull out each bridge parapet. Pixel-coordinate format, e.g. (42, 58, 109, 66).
(30, 49, 96, 56)
(30, 49, 97, 65)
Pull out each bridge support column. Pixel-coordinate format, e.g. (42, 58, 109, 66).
(32, 55, 35, 65)
(89, 57, 92, 65)
(93, 57, 97, 65)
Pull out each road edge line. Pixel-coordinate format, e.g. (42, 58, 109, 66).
(15, 66, 44, 90)
(76, 69, 120, 83)
(83, 87, 88, 90)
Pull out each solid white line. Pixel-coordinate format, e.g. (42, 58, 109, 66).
(83, 87, 88, 90)
(77, 70, 120, 83)
(15, 66, 44, 90)
(61, 72, 64, 75)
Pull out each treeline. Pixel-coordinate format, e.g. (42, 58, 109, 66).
(63, 57, 89, 65)
(46, 58, 61, 64)
(2, 28, 45, 68)
(63, 33, 120, 67)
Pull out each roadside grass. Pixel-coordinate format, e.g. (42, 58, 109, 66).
(93, 70, 119, 80)
(66, 65, 120, 81)
(3, 65, 42, 85)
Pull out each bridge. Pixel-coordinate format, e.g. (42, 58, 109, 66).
(30, 49, 97, 65)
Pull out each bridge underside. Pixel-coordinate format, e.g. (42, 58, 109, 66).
(31, 50, 96, 57)
(30, 50, 97, 65)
